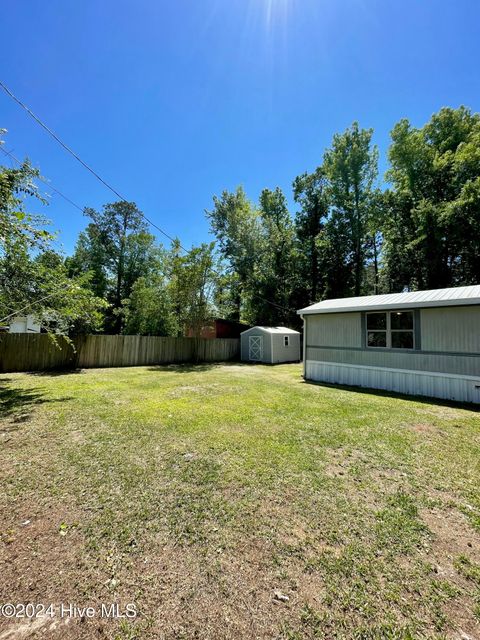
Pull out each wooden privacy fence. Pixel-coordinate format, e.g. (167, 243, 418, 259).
(0, 334, 240, 373)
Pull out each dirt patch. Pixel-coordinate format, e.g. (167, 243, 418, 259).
(323, 447, 364, 478)
(220, 365, 264, 375)
(168, 384, 223, 398)
(0, 499, 112, 640)
(422, 506, 480, 565)
(0, 616, 72, 640)
(70, 429, 86, 444)
(323, 447, 407, 487)
(409, 422, 441, 434)
(421, 505, 480, 639)
(131, 533, 331, 640)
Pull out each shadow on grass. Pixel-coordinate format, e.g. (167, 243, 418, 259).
(28, 369, 83, 377)
(0, 379, 74, 424)
(302, 378, 480, 413)
(146, 362, 235, 374)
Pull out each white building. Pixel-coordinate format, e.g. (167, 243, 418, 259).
(241, 326, 301, 364)
(298, 285, 480, 404)
(9, 315, 41, 334)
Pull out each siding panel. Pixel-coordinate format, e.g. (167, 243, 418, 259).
(307, 313, 362, 348)
(421, 306, 480, 353)
(306, 346, 480, 377)
(305, 360, 480, 404)
(271, 333, 301, 363)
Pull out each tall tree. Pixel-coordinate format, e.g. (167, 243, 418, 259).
(293, 167, 329, 305)
(0, 132, 106, 334)
(69, 201, 161, 332)
(206, 187, 260, 321)
(252, 187, 296, 325)
(123, 276, 176, 337)
(384, 107, 480, 290)
(323, 122, 379, 296)
(168, 241, 218, 337)
(66, 223, 109, 299)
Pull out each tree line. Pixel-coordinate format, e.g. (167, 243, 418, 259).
(1, 106, 479, 336)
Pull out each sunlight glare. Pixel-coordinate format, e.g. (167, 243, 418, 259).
(262, 0, 292, 31)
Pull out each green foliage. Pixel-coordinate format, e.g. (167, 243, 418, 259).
(206, 186, 261, 321)
(322, 122, 379, 296)
(207, 186, 298, 326)
(123, 274, 176, 336)
(293, 167, 329, 304)
(383, 106, 480, 290)
(69, 202, 162, 332)
(0, 133, 107, 334)
(208, 107, 480, 322)
(168, 241, 218, 336)
(122, 241, 219, 337)
(5, 106, 480, 337)
(254, 187, 296, 325)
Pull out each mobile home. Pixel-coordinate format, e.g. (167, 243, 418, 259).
(298, 285, 480, 403)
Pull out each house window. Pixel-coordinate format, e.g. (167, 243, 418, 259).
(366, 311, 414, 349)
(284, 336, 290, 347)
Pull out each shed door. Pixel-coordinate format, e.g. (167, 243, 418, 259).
(249, 335, 263, 361)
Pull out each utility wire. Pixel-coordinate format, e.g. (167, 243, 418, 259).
(1, 148, 294, 317)
(0, 282, 77, 325)
(0, 81, 295, 315)
(0, 80, 187, 250)
(0, 146, 84, 212)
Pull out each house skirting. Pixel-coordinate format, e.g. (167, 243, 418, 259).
(305, 360, 480, 404)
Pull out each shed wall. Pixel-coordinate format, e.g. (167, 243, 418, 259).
(271, 332, 301, 363)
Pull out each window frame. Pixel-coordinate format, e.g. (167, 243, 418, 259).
(284, 335, 290, 347)
(366, 310, 415, 350)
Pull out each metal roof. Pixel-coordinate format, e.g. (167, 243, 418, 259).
(297, 285, 480, 315)
(241, 326, 300, 335)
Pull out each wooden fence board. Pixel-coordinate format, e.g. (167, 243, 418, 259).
(0, 334, 240, 373)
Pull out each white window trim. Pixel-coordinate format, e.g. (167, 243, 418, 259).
(366, 310, 415, 350)
(284, 335, 290, 347)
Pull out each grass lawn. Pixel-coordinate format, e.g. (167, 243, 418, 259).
(1, 363, 480, 640)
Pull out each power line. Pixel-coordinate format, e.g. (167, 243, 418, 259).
(0, 81, 295, 315)
(0, 80, 187, 250)
(1, 149, 294, 316)
(0, 146, 84, 212)
(0, 282, 77, 325)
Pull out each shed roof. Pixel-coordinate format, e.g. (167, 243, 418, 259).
(241, 326, 300, 335)
(297, 285, 480, 315)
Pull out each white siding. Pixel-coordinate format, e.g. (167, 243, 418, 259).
(240, 327, 300, 363)
(9, 315, 41, 334)
(306, 361, 480, 404)
(271, 332, 301, 363)
(421, 306, 480, 353)
(306, 313, 361, 348)
(303, 306, 480, 403)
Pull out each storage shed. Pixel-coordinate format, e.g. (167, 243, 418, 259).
(298, 285, 480, 403)
(241, 326, 301, 364)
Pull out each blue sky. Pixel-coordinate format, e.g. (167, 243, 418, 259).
(1, 0, 479, 254)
